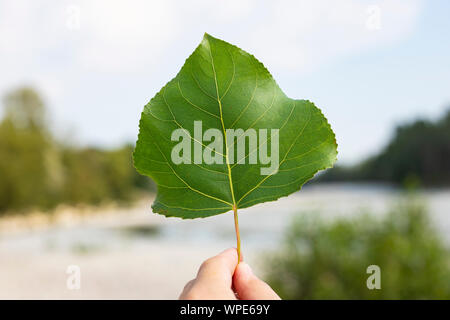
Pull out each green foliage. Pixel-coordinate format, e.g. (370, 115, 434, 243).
(0, 118, 51, 211)
(369, 112, 450, 186)
(264, 201, 450, 299)
(321, 109, 450, 186)
(134, 33, 337, 218)
(3, 87, 47, 130)
(59, 145, 149, 206)
(0, 88, 52, 211)
(0, 88, 152, 215)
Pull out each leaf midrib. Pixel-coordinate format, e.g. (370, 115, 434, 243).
(151, 138, 232, 206)
(206, 38, 237, 210)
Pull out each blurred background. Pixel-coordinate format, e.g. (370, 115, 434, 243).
(0, 0, 449, 299)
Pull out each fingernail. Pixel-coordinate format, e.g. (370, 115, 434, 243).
(239, 262, 253, 277)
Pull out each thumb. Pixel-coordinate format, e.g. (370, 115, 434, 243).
(233, 262, 281, 300)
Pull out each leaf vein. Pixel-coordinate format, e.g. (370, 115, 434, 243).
(236, 102, 312, 205)
(152, 139, 232, 206)
(177, 81, 219, 119)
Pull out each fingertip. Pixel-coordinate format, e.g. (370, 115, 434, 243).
(196, 248, 239, 283)
(219, 247, 237, 257)
(217, 248, 244, 262)
(235, 262, 253, 280)
(239, 251, 244, 262)
(233, 263, 281, 300)
(217, 248, 239, 266)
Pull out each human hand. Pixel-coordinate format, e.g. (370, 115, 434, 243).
(179, 248, 280, 300)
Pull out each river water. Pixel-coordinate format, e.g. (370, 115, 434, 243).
(0, 183, 449, 299)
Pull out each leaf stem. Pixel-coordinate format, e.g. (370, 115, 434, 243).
(233, 204, 241, 262)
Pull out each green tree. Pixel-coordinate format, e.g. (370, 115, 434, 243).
(0, 87, 153, 215)
(321, 109, 450, 186)
(0, 88, 52, 211)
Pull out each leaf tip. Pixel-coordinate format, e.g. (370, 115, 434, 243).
(203, 32, 220, 44)
(203, 32, 212, 41)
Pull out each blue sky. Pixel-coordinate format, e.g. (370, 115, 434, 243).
(0, 0, 449, 164)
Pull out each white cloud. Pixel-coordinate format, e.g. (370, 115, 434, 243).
(0, 0, 423, 78)
(242, 0, 423, 72)
(0, 0, 424, 154)
(76, 0, 180, 72)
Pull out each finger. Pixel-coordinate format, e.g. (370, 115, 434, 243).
(233, 262, 281, 300)
(196, 248, 239, 287)
(179, 279, 195, 299)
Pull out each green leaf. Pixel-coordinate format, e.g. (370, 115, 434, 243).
(134, 33, 337, 219)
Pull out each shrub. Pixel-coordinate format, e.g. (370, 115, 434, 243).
(264, 200, 450, 299)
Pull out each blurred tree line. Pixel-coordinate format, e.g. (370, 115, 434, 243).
(321, 109, 450, 187)
(0, 87, 152, 215)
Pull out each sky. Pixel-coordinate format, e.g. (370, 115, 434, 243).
(0, 0, 449, 164)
